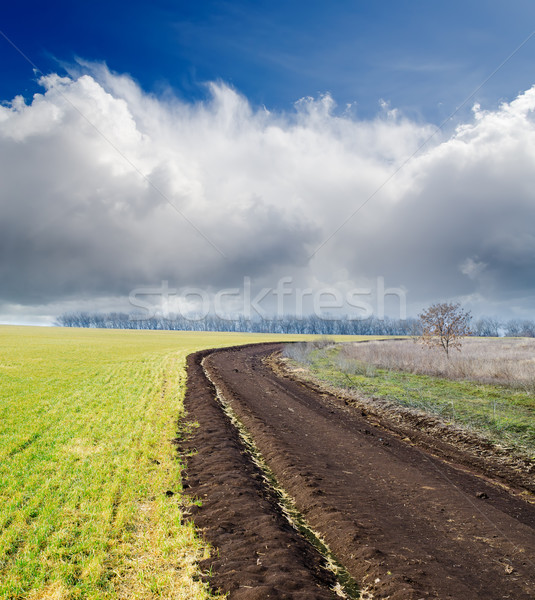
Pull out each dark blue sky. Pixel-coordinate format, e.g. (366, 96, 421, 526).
(2, 0, 535, 123)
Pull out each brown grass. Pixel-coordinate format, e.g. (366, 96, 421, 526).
(338, 337, 535, 390)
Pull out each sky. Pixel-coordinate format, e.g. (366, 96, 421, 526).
(1, 1, 535, 324)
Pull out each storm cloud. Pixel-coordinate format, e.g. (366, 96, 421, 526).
(1, 64, 535, 321)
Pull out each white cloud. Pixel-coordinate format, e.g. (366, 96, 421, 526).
(460, 257, 487, 279)
(2, 64, 535, 319)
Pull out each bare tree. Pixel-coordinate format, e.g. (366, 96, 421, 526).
(504, 319, 535, 338)
(473, 317, 502, 337)
(418, 302, 472, 356)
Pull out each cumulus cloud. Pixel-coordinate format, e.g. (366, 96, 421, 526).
(1, 63, 535, 319)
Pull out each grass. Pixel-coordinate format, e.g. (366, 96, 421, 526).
(335, 337, 535, 389)
(284, 340, 535, 458)
(0, 326, 363, 600)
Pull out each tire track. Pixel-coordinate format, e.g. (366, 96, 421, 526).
(178, 346, 345, 600)
(197, 343, 535, 600)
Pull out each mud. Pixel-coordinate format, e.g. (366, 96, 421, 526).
(179, 347, 342, 599)
(180, 343, 535, 599)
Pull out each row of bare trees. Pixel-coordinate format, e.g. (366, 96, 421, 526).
(56, 308, 535, 339)
(56, 312, 419, 335)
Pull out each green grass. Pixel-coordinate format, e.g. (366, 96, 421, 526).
(0, 326, 364, 600)
(301, 345, 535, 457)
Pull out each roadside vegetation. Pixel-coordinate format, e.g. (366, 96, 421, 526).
(283, 338, 535, 458)
(0, 326, 347, 600)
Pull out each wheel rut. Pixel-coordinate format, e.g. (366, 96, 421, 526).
(179, 346, 343, 599)
(179, 343, 535, 600)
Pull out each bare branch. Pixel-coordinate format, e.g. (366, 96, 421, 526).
(418, 302, 472, 357)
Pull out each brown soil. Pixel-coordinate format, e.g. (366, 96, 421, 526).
(179, 347, 340, 599)
(271, 353, 535, 496)
(179, 343, 535, 600)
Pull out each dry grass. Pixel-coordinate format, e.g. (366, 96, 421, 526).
(285, 337, 535, 455)
(338, 337, 535, 390)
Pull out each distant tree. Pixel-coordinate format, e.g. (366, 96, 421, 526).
(418, 302, 472, 356)
(473, 317, 502, 337)
(504, 319, 535, 338)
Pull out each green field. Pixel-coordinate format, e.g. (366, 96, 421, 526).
(0, 326, 363, 600)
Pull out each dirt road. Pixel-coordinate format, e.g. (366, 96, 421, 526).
(180, 344, 535, 599)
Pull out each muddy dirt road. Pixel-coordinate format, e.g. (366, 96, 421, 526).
(180, 344, 535, 599)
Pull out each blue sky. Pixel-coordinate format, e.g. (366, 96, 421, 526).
(2, 1, 535, 122)
(2, 1, 535, 324)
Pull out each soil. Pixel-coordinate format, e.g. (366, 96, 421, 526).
(179, 343, 535, 600)
(271, 353, 535, 496)
(179, 347, 340, 599)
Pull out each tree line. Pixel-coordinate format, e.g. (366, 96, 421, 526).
(55, 312, 535, 337)
(57, 312, 419, 335)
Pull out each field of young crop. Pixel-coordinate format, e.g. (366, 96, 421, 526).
(0, 326, 327, 600)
